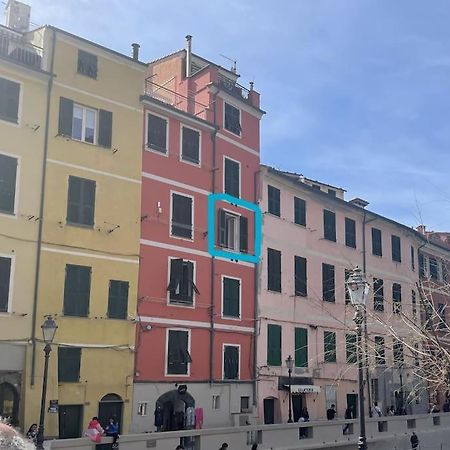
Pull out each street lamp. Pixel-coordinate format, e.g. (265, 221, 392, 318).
(347, 266, 369, 450)
(286, 355, 294, 423)
(36, 316, 58, 450)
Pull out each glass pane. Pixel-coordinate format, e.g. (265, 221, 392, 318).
(85, 109, 95, 143)
(72, 106, 83, 140)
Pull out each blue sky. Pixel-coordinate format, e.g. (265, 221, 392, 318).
(26, 0, 450, 230)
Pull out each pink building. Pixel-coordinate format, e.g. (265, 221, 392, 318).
(132, 38, 264, 432)
(257, 166, 427, 424)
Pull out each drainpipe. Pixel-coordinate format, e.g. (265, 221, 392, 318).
(30, 28, 56, 386)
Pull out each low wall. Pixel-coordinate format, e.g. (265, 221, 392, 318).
(47, 413, 450, 450)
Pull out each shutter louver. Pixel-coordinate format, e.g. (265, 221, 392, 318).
(98, 109, 113, 148)
(295, 328, 308, 367)
(239, 216, 248, 253)
(58, 97, 74, 137)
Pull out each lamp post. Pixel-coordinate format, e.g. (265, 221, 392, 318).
(347, 266, 369, 450)
(286, 354, 294, 423)
(36, 316, 58, 450)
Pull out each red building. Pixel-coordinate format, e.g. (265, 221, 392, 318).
(132, 37, 264, 432)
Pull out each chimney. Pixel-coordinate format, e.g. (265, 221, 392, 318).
(416, 225, 427, 235)
(131, 43, 140, 61)
(5, 0, 31, 33)
(185, 35, 192, 77)
(349, 197, 369, 209)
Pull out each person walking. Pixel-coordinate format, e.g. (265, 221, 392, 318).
(410, 431, 419, 449)
(343, 406, 353, 435)
(326, 404, 336, 420)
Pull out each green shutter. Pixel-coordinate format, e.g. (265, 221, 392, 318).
(167, 330, 189, 375)
(58, 97, 74, 137)
(98, 109, 113, 148)
(58, 347, 81, 382)
(0, 154, 17, 214)
(224, 158, 240, 197)
(239, 216, 248, 253)
(0, 77, 20, 123)
(294, 197, 306, 226)
(267, 248, 281, 292)
(322, 263, 335, 302)
(63, 265, 91, 317)
(107, 280, 129, 319)
(345, 334, 357, 364)
(223, 277, 240, 318)
(0, 256, 12, 313)
(268, 185, 280, 216)
(324, 331, 336, 363)
(323, 210, 336, 241)
(224, 346, 239, 380)
(294, 256, 307, 296)
(267, 324, 282, 366)
(345, 218, 356, 248)
(295, 328, 308, 367)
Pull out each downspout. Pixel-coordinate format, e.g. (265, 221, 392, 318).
(31, 28, 56, 386)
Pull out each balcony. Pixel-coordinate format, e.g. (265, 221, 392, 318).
(0, 28, 43, 69)
(218, 74, 251, 103)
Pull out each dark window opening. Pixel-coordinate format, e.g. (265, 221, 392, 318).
(345, 269, 351, 304)
(224, 103, 241, 135)
(295, 327, 308, 367)
(322, 263, 335, 302)
(346, 334, 357, 364)
(0, 256, 12, 313)
(107, 280, 129, 320)
(267, 248, 281, 292)
(294, 197, 306, 226)
(171, 193, 193, 239)
(0, 77, 20, 123)
(167, 259, 199, 306)
(429, 258, 439, 280)
(66, 176, 96, 227)
(345, 217, 356, 248)
(373, 278, 384, 312)
(77, 50, 98, 78)
(167, 329, 191, 375)
(63, 264, 91, 317)
(372, 228, 382, 256)
(58, 347, 81, 382)
(391, 235, 401, 262)
(0, 154, 17, 214)
(223, 277, 240, 318)
(223, 345, 239, 380)
(411, 246, 415, 271)
(375, 336, 385, 365)
(392, 283, 402, 313)
(294, 256, 307, 297)
(323, 210, 336, 242)
(224, 157, 240, 197)
(181, 126, 200, 164)
(147, 113, 167, 153)
(267, 324, 282, 366)
(437, 303, 446, 329)
(324, 331, 336, 363)
(393, 340, 404, 367)
(268, 185, 280, 216)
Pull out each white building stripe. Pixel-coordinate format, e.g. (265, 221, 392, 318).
(141, 172, 210, 196)
(42, 246, 139, 264)
(139, 316, 254, 334)
(48, 159, 141, 184)
(217, 132, 260, 157)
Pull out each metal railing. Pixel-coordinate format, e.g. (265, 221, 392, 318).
(218, 74, 251, 103)
(0, 29, 43, 69)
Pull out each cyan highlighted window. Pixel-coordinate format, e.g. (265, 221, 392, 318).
(207, 193, 262, 264)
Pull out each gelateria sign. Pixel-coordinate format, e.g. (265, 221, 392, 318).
(291, 385, 321, 394)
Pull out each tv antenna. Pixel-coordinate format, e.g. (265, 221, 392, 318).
(220, 54, 237, 73)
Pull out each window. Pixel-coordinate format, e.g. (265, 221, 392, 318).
(66, 176, 96, 227)
(372, 228, 382, 256)
(294, 256, 307, 297)
(267, 248, 281, 292)
(373, 278, 384, 311)
(167, 329, 191, 375)
(295, 327, 308, 367)
(267, 185, 280, 216)
(0, 256, 12, 312)
(328, 189, 336, 197)
(371, 379, 379, 402)
(240, 396, 250, 412)
(0, 77, 20, 123)
(323, 210, 336, 242)
(392, 283, 402, 313)
(345, 217, 356, 248)
(345, 334, 357, 364)
(218, 209, 248, 252)
(212, 395, 221, 410)
(419, 253, 426, 278)
(63, 264, 91, 317)
(0, 154, 18, 215)
(345, 269, 351, 304)
(294, 196, 306, 226)
(181, 126, 200, 164)
(322, 263, 335, 302)
(223, 345, 239, 380)
(77, 50, 98, 78)
(412, 290, 417, 319)
(267, 324, 282, 366)
(375, 336, 385, 365)
(137, 402, 148, 416)
(429, 258, 439, 280)
(222, 277, 240, 318)
(224, 157, 240, 197)
(393, 340, 404, 367)
(391, 235, 401, 262)
(58, 98, 113, 148)
(411, 246, 415, 271)
(324, 331, 336, 363)
(146, 113, 167, 153)
(171, 193, 193, 239)
(437, 303, 446, 329)
(224, 102, 241, 136)
(107, 280, 129, 319)
(58, 347, 81, 382)
(167, 259, 199, 306)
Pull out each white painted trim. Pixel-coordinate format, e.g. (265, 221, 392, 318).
(179, 123, 202, 167)
(217, 132, 259, 157)
(165, 327, 191, 377)
(57, 342, 133, 349)
(222, 100, 241, 139)
(222, 343, 241, 380)
(139, 239, 254, 268)
(48, 159, 141, 184)
(0, 63, 48, 85)
(221, 275, 242, 321)
(53, 81, 142, 113)
(167, 256, 197, 308)
(144, 110, 169, 155)
(223, 155, 241, 198)
(139, 316, 254, 333)
(0, 74, 23, 127)
(72, 103, 97, 144)
(218, 90, 264, 119)
(169, 190, 194, 242)
(141, 172, 210, 195)
(42, 246, 139, 264)
(0, 150, 20, 218)
(0, 253, 15, 313)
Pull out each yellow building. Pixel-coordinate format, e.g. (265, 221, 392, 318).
(4, 11, 146, 437)
(0, 16, 49, 428)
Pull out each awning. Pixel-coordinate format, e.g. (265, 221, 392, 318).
(289, 385, 321, 394)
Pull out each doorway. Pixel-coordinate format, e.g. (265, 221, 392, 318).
(59, 404, 83, 439)
(0, 382, 19, 426)
(263, 398, 275, 424)
(292, 394, 304, 422)
(347, 393, 358, 418)
(156, 388, 195, 432)
(98, 393, 123, 432)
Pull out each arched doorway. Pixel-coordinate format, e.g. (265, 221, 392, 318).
(98, 393, 123, 432)
(0, 382, 19, 425)
(155, 387, 195, 432)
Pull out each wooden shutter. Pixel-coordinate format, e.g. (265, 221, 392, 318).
(294, 197, 306, 226)
(77, 50, 98, 78)
(63, 264, 91, 317)
(324, 331, 336, 362)
(168, 258, 183, 301)
(81, 179, 96, 226)
(391, 235, 401, 262)
(267, 324, 282, 366)
(345, 217, 356, 248)
(167, 330, 189, 374)
(294, 256, 307, 296)
(182, 127, 200, 163)
(224, 346, 239, 379)
(0, 77, 20, 122)
(0, 154, 17, 214)
(372, 228, 382, 256)
(218, 209, 226, 247)
(147, 114, 167, 152)
(172, 194, 192, 238)
(107, 280, 129, 319)
(58, 97, 74, 137)
(98, 109, 113, 148)
(295, 328, 308, 367)
(267, 248, 281, 292)
(373, 278, 384, 311)
(345, 334, 357, 364)
(67, 177, 96, 226)
(239, 216, 248, 253)
(224, 158, 239, 197)
(393, 283, 402, 313)
(58, 347, 81, 382)
(268, 185, 280, 216)
(323, 210, 336, 241)
(223, 277, 240, 318)
(322, 263, 335, 302)
(0, 256, 12, 312)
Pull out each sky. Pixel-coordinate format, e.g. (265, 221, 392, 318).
(23, 0, 450, 230)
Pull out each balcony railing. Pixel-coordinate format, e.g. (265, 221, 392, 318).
(218, 74, 251, 103)
(143, 78, 210, 121)
(0, 29, 43, 69)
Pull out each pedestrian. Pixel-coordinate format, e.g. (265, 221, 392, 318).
(219, 443, 229, 450)
(372, 401, 382, 417)
(343, 406, 353, 435)
(410, 431, 419, 449)
(443, 401, 450, 413)
(85, 416, 104, 443)
(251, 444, 258, 450)
(175, 445, 184, 450)
(105, 417, 120, 448)
(300, 407, 310, 422)
(387, 405, 395, 416)
(326, 404, 336, 420)
(26, 423, 38, 444)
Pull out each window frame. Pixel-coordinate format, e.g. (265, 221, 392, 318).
(267, 248, 282, 293)
(223, 101, 242, 137)
(222, 343, 241, 380)
(345, 333, 357, 364)
(294, 196, 306, 227)
(371, 228, 383, 256)
(267, 323, 282, 366)
(107, 279, 129, 320)
(170, 190, 194, 241)
(63, 264, 92, 317)
(180, 124, 201, 166)
(167, 257, 198, 308)
(165, 328, 191, 377)
(0, 75, 22, 126)
(391, 235, 402, 263)
(145, 111, 169, 155)
(392, 282, 402, 313)
(66, 175, 96, 228)
(267, 185, 281, 217)
(218, 208, 247, 252)
(72, 103, 98, 145)
(0, 254, 14, 314)
(294, 255, 307, 297)
(223, 155, 241, 198)
(58, 346, 82, 383)
(345, 217, 356, 248)
(324, 330, 337, 363)
(374, 336, 386, 366)
(0, 151, 20, 217)
(221, 275, 241, 320)
(322, 263, 335, 303)
(323, 209, 336, 242)
(77, 49, 98, 79)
